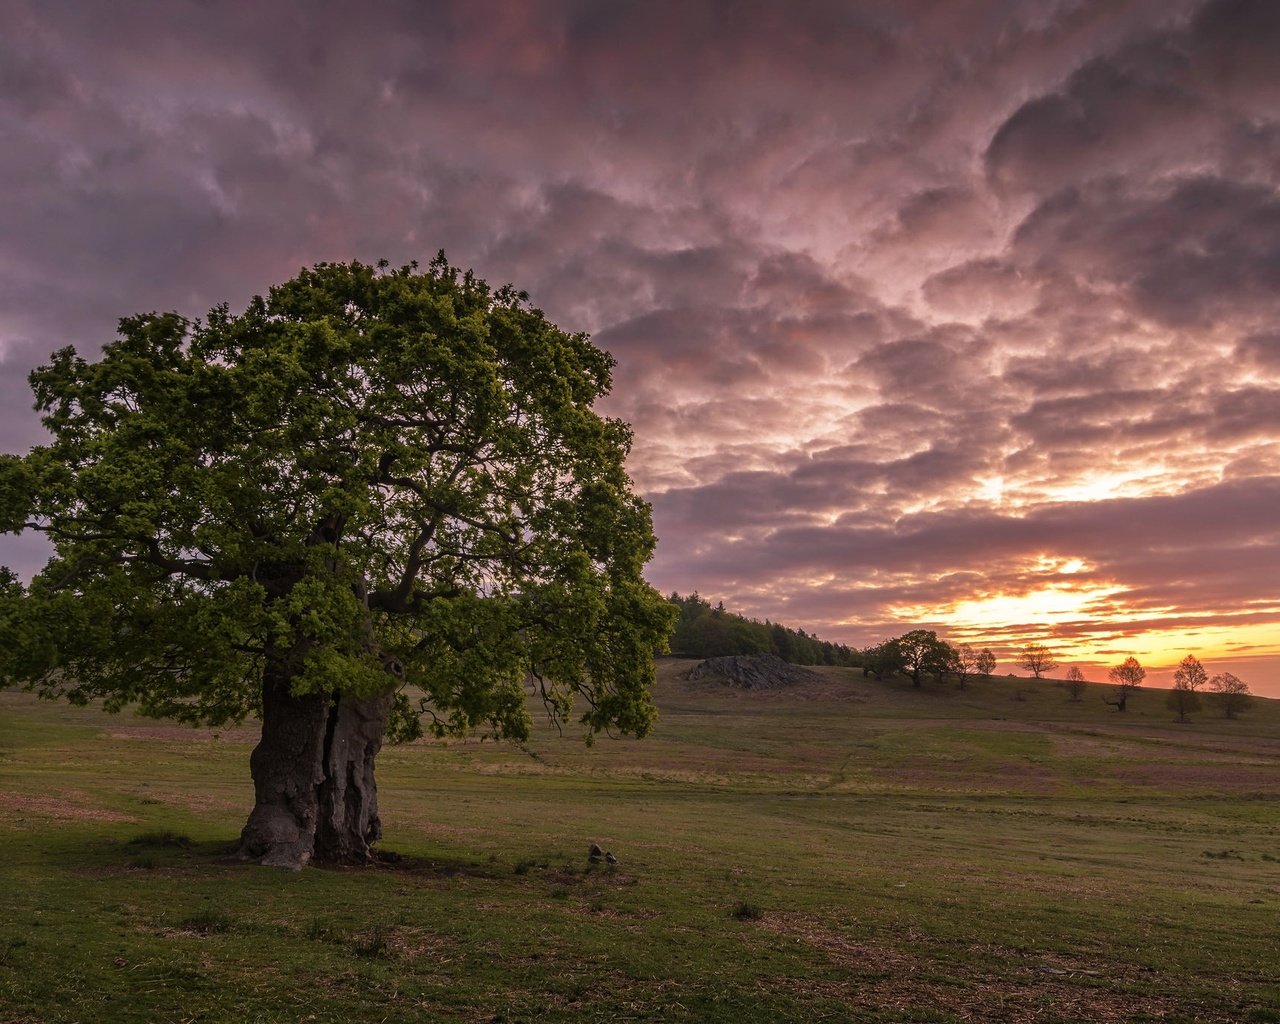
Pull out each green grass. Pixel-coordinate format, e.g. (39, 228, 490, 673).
(1, 661, 1279, 1022)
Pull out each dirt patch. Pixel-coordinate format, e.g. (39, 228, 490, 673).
(389, 928, 456, 959)
(756, 912, 1214, 1023)
(1111, 761, 1280, 794)
(0, 790, 137, 823)
(106, 723, 259, 743)
(577, 906, 661, 920)
(1048, 733, 1133, 758)
(131, 790, 242, 816)
(871, 763, 1058, 796)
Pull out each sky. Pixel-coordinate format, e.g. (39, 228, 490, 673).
(1, 0, 1278, 693)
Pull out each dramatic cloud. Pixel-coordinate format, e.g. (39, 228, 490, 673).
(1, 0, 1277, 690)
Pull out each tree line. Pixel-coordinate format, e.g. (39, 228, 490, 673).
(666, 592, 858, 666)
(860, 629, 994, 689)
(669, 603, 1256, 721)
(863, 634, 1252, 720)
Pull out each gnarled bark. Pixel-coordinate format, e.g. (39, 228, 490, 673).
(315, 687, 393, 863)
(238, 669, 392, 870)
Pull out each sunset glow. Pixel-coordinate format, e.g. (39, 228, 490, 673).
(907, 583, 1126, 633)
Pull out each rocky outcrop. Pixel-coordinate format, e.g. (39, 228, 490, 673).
(686, 654, 820, 690)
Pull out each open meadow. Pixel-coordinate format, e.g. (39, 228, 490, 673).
(2, 660, 1278, 1023)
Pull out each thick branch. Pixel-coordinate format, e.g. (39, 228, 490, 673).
(24, 520, 215, 582)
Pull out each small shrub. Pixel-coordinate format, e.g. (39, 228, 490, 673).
(1201, 849, 1244, 860)
(550, 887, 572, 900)
(179, 908, 232, 934)
(514, 857, 550, 875)
(351, 925, 390, 958)
(1261, 853, 1278, 863)
(730, 901, 763, 921)
(305, 917, 333, 941)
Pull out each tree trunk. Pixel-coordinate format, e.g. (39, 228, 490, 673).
(238, 669, 393, 870)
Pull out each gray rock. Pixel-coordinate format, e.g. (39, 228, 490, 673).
(686, 654, 820, 690)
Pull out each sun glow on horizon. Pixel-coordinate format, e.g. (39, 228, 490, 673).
(813, 597, 1280, 697)
(891, 553, 1280, 681)
(1048, 621, 1280, 669)
(893, 580, 1125, 633)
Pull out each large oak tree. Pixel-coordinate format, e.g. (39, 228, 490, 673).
(0, 257, 675, 869)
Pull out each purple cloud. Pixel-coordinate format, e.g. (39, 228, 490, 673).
(1, 0, 1278, 691)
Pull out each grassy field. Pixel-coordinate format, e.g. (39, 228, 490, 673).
(2, 660, 1278, 1023)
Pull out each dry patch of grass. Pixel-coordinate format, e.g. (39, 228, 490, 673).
(756, 913, 1200, 1023)
(0, 790, 137, 824)
(103, 723, 258, 743)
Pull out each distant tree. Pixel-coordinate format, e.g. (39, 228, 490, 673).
(1173, 654, 1208, 692)
(1208, 672, 1252, 719)
(930, 642, 954, 683)
(1063, 665, 1087, 702)
(1165, 687, 1202, 722)
(897, 629, 951, 688)
(1167, 654, 1207, 723)
(976, 648, 996, 679)
(1104, 656, 1146, 712)
(950, 643, 979, 690)
(862, 637, 906, 680)
(1018, 643, 1058, 680)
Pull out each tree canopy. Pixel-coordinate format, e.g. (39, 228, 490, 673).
(895, 629, 952, 687)
(1105, 656, 1146, 711)
(1063, 665, 1087, 702)
(1208, 671, 1251, 719)
(1168, 654, 1207, 722)
(0, 256, 675, 867)
(1017, 643, 1057, 680)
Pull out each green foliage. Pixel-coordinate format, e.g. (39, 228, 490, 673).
(666, 592, 855, 666)
(0, 257, 675, 743)
(861, 636, 907, 679)
(894, 629, 952, 687)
